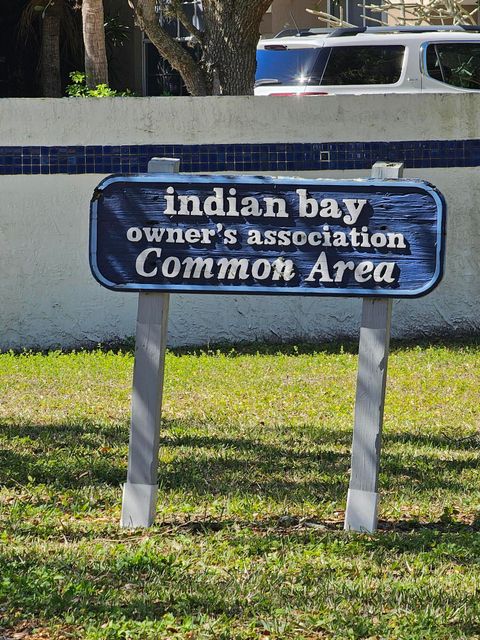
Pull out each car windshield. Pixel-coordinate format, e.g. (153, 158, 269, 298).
(255, 48, 327, 86)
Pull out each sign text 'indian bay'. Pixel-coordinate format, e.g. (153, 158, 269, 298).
(90, 175, 445, 297)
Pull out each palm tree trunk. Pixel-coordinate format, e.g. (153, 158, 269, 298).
(82, 0, 108, 88)
(41, 8, 61, 97)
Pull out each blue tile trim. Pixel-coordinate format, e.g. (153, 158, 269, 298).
(0, 140, 478, 174)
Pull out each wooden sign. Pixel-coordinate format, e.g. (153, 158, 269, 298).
(90, 174, 445, 298)
(89, 161, 447, 533)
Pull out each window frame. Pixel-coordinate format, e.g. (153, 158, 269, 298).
(420, 40, 480, 91)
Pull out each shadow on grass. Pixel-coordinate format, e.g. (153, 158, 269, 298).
(390, 430, 480, 451)
(166, 333, 480, 358)
(6, 334, 480, 359)
(2, 418, 480, 633)
(132, 514, 480, 536)
(0, 516, 479, 636)
(0, 420, 348, 499)
(1, 419, 478, 504)
(0, 421, 128, 488)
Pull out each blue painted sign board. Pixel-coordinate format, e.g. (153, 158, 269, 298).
(90, 174, 445, 297)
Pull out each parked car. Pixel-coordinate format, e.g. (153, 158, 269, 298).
(255, 25, 480, 95)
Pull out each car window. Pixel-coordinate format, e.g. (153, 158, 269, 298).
(426, 43, 480, 89)
(255, 48, 329, 86)
(320, 45, 405, 85)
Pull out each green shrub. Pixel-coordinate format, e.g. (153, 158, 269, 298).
(66, 72, 133, 97)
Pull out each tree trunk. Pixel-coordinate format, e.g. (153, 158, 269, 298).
(82, 0, 109, 88)
(201, 0, 272, 95)
(129, 0, 270, 96)
(130, 0, 208, 96)
(41, 7, 62, 97)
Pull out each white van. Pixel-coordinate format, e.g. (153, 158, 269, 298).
(254, 25, 480, 95)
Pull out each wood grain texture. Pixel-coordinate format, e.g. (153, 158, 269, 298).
(349, 297, 392, 494)
(90, 174, 445, 297)
(126, 291, 169, 485)
(121, 158, 178, 527)
(344, 162, 401, 533)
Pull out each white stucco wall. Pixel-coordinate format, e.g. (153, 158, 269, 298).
(0, 95, 479, 349)
(2, 94, 480, 145)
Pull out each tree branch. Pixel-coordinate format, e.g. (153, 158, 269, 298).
(169, 0, 203, 42)
(128, 0, 208, 95)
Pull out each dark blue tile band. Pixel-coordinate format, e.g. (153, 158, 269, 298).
(0, 139, 477, 174)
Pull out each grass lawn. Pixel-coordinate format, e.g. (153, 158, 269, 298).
(0, 339, 479, 639)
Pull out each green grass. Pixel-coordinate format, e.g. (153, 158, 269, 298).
(0, 340, 479, 639)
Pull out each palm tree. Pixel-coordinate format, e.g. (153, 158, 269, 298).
(18, 0, 81, 97)
(19, 0, 110, 96)
(82, 0, 108, 88)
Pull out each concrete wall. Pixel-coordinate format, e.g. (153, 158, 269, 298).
(1, 94, 479, 350)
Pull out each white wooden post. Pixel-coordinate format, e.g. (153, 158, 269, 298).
(344, 161, 404, 533)
(120, 157, 180, 528)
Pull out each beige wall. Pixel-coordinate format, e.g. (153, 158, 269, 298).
(379, 0, 478, 26)
(260, 0, 328, 37)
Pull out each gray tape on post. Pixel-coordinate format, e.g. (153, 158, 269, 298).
(121, 483, 159, 528)
(344, 489, 379, 533)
